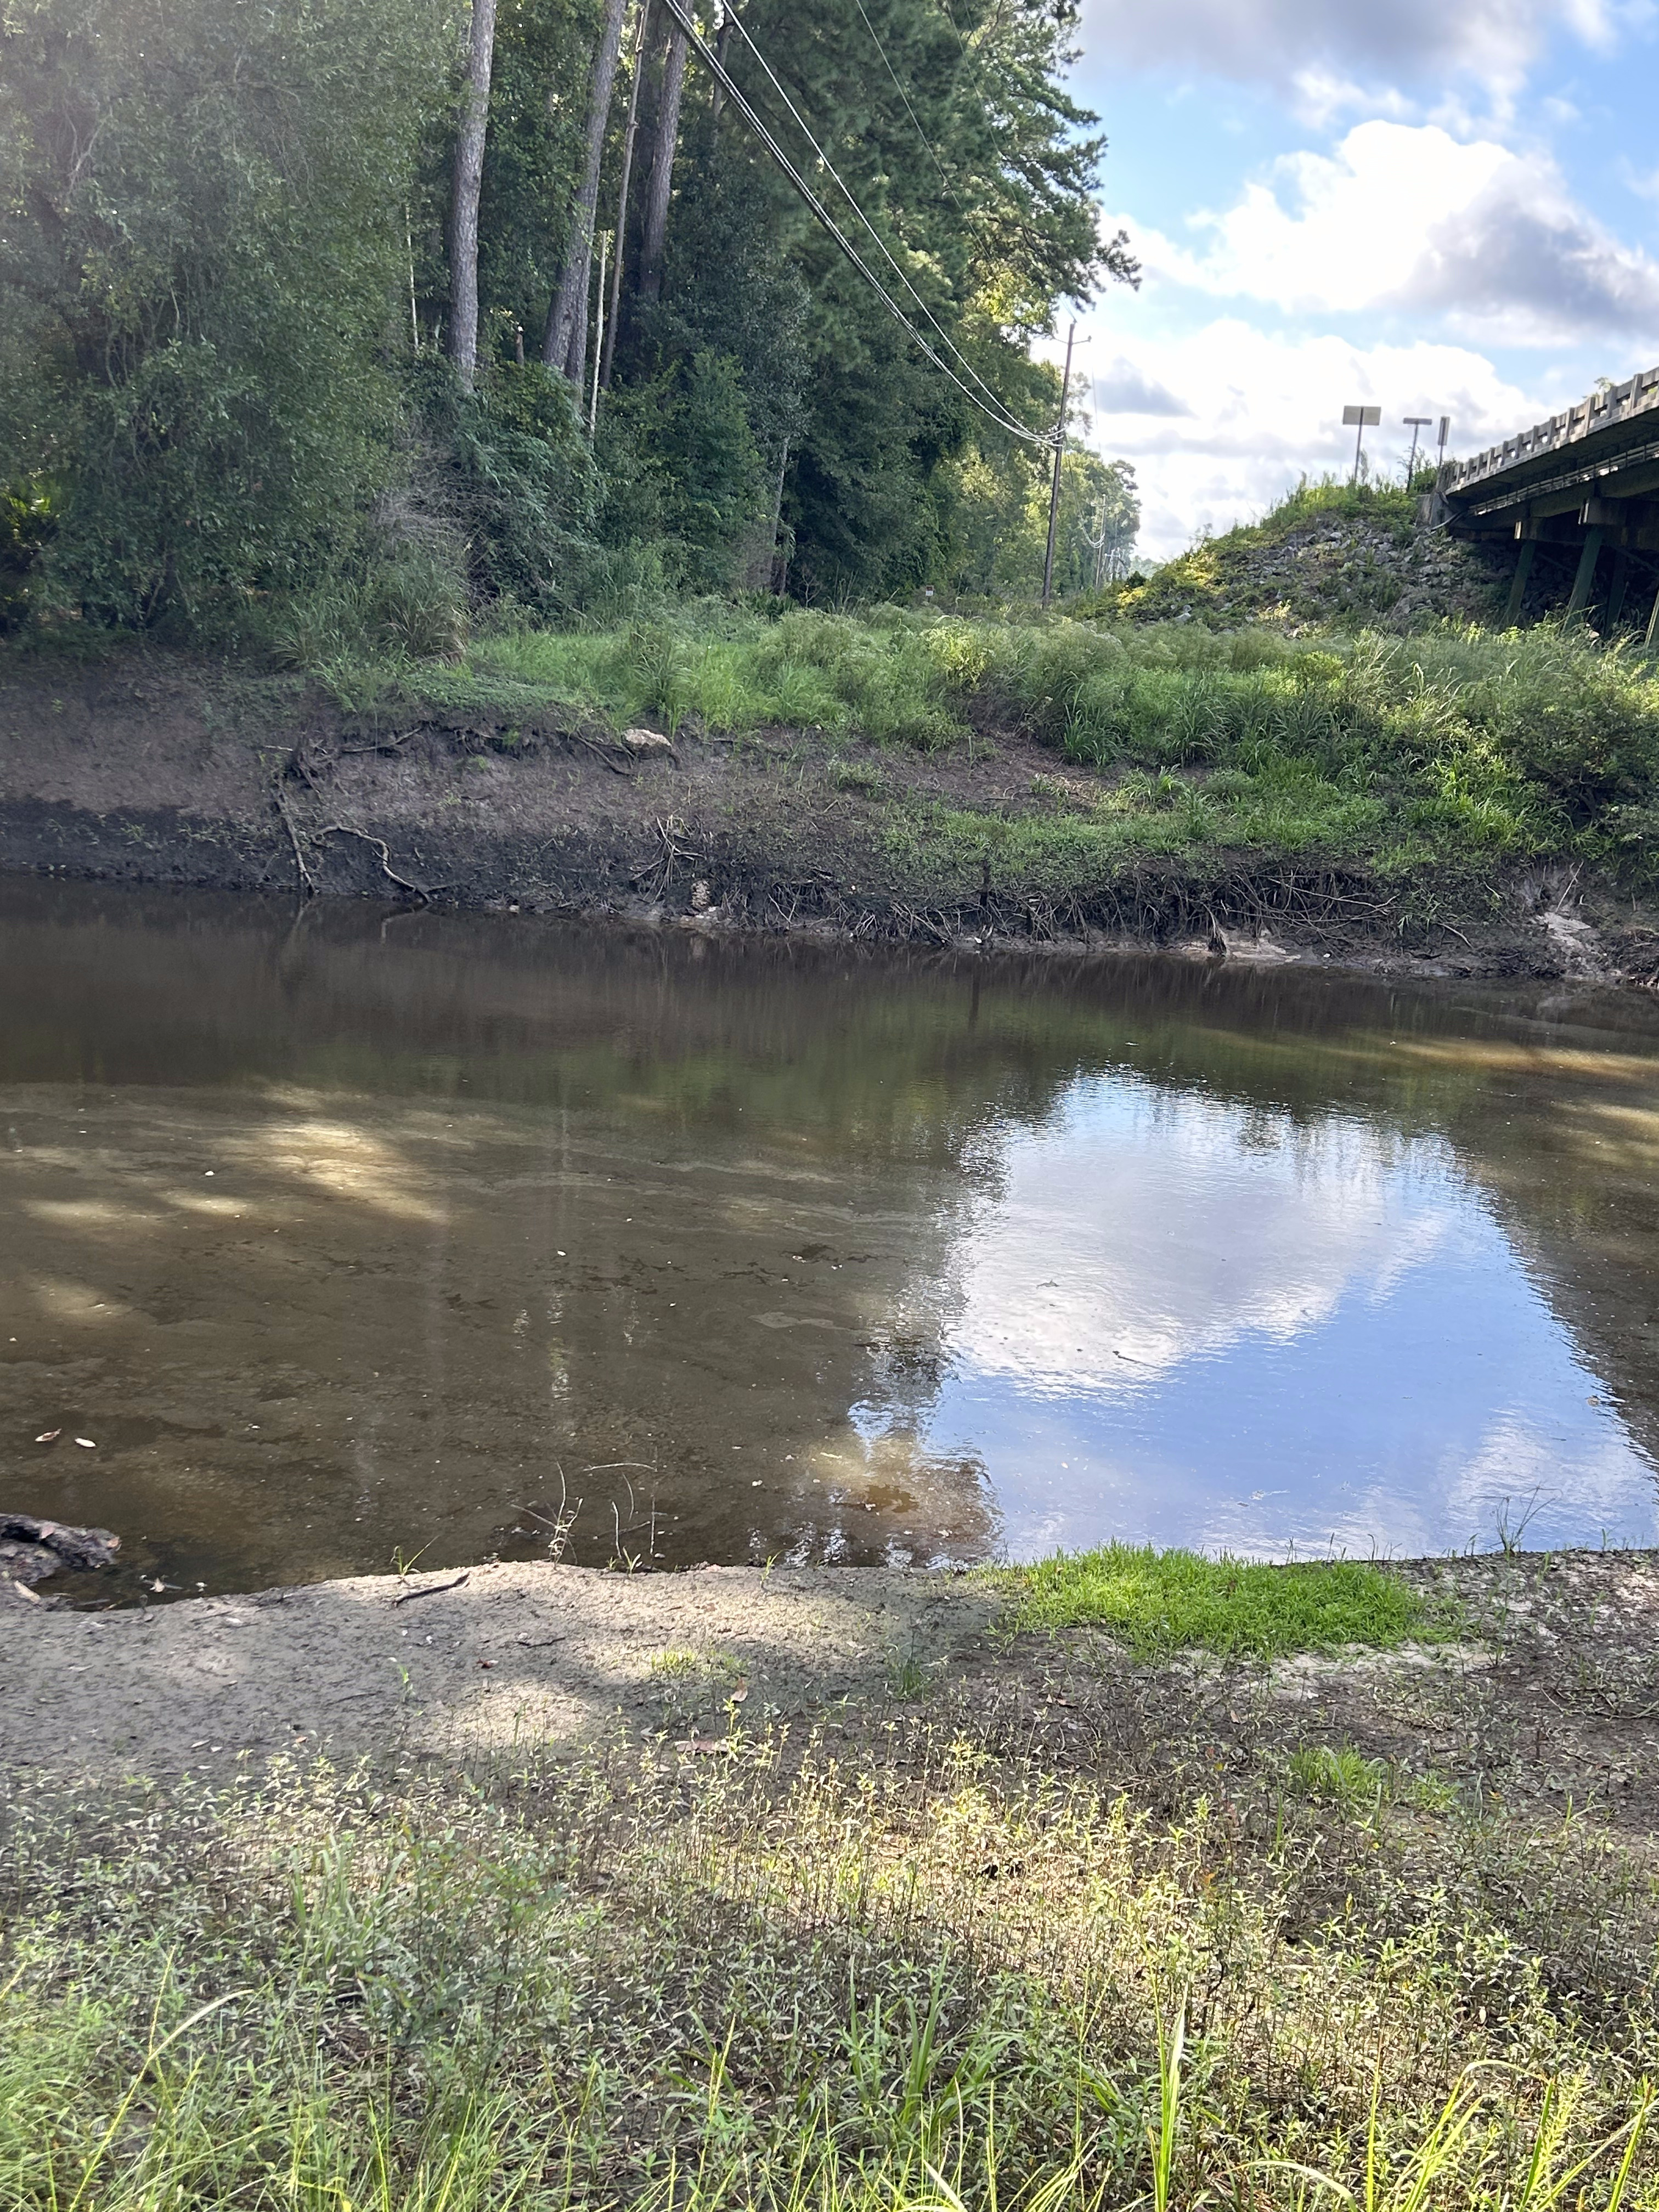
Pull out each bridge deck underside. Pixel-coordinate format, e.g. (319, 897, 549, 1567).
(1442, 369, 1659, 635)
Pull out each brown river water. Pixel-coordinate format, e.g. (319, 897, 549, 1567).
(4, 877, 1658, 1602)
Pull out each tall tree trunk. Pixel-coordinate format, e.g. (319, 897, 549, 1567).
(447, 0, 499, 392)
(565, 255, 594, 398)
(543, 0, 629, 376)
(710, 13, 730, 122)
(599, 0, 650, 391)
(636, 20, 685, 306)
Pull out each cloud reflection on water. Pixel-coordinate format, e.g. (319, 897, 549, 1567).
(878, 1075, 1659, 1560)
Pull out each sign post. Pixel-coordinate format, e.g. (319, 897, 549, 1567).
(1343, 404, 1381, 484)
(1403, 416, 1433, 487)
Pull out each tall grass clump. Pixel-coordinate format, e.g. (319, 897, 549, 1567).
(464, 606, 966, 747)
(961, 615, 1659, 877)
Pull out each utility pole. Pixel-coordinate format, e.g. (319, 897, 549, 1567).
(1041, 320, 1075, 610)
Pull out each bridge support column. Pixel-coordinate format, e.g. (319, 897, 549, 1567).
(1565, 527, 1605, 621)
(1605, 549, 1632, 630)
(1504, 540, 1536, 624)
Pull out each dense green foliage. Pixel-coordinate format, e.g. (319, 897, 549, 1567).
(0, 0, 1123, 635)
(0, 0, 455, 627)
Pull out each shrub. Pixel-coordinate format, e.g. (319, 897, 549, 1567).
(0, 0, 454, 627)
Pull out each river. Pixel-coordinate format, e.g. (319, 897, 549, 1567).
(4, 877, 1657, 1600)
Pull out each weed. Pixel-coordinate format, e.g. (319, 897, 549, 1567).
(1286, 1741, 1390, 1813)
(884, 1640, 934, 1701)
(1495, 1492, 1545, 1558)
(829, 758, 890, 798)
(3, 1729, 1655, 2212)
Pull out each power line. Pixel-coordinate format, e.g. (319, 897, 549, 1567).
(844, 0, 963, 214)
(659, 0, 1052, 447)
(721, 4, 1019, 432)
(716, 0, 1053, 447)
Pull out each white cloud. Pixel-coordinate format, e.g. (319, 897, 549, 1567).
(1121, 122, 1659, 345)
(951, 1086, 1448, 1395)
(1062, 318, 1548, 558)
(1090, 354, 1193, 416)
(1443, 1411, 1646, 1531)
(1077, 0, 1644, 101)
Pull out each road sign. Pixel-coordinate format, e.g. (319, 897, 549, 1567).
(1343, 403, 1382, 482)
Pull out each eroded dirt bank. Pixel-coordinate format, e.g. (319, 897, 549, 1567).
(4, 650, 1656, 981)
(6, 1553, 1659, 1850)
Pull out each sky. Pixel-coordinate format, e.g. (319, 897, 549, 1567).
(1052, 0, 1659, 560)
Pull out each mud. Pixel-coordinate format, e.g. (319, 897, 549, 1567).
(0, 1559, 1002, 1775)
(3, 646, 1654, 981)
(946, 1551, 1659, 1847)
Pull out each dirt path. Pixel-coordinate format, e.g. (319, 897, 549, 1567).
(0, 1561, 1002, 1778)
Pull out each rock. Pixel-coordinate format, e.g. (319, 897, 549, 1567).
(0, 1513, 121, 1587)
(620, 727, 674, 754)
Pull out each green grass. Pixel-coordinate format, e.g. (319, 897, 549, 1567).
(3, 1693, 1655, 2212)
(1287, 1740, 1392, 1809)
(464, 607, 971, 748)
(1283, 1741, 1463, 1817)
(272, 575, 1659, 912)
(1000, 1544, 1446, 1661)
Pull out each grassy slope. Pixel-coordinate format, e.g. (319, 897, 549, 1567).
(5, 1552, 1658, 2211)
(1086, 482, 1507, 633)
(6, 489, 1658, 941)
(338, 594, 1659, 924)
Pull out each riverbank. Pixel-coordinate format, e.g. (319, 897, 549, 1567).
(5, 623, 1659, 983)
(4, 1549, 1656, 1820)
(5, 1548, 1659, 2207)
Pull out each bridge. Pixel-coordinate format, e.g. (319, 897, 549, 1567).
(1440, 363, 1659, 637)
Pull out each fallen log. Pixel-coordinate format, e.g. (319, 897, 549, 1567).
(1, 1513, 121, 1588)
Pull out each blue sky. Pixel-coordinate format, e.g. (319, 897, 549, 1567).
(1052, 0, 1659, 557)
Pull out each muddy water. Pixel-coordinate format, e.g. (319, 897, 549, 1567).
(4, 877, 1658, 1600)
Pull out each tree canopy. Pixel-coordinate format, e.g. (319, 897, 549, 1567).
(0, 0, 1132, 635)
